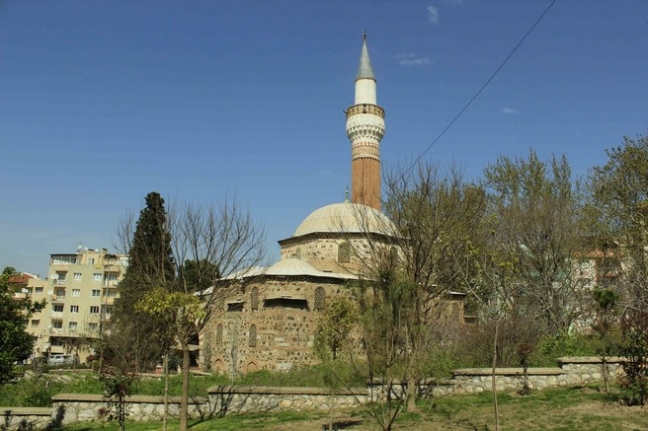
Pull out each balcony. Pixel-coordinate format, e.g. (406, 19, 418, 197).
(51, 295, 66, 303)
(50, 311, 63, 319)
(102, 297, 116, 305)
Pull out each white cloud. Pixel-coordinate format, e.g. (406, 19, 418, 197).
(501, 107, 517, 115)
(427, 6, 439, 24)
(396, 53, 431, 67)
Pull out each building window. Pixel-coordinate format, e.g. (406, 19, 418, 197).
(53, 304, 64, 312)
(31, 319, 40, 327)
(106, 290, 117, 298)
(91, 290, 101, 297)
(70, 305, 79, 313)
(35, 287, 43, 294)
(55, 272, 67, 285)
(338, 242, 351, 263)
(216, 324, 223, 346)
(251, 287, 259, 311)
(104, 306, 113, 315)
(87, 258, 95, 265)
(93, 273, 102, 281)
(74, 273, 82, 281)
(314, 287, 326, 310)
(72, 289, 80, 297)
(88, 323, 98, 332)
(52, 320, 63, 329)
(295, 248, 302, 259)
(90, 306, 100, 314)
(249, 324, 257, 347)
(69, 322, 78, 332)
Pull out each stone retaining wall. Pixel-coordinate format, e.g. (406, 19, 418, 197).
(208, 386, 368, 415)
(0, 357, 630, 428)
(50, 394, 209, 426)
(0, 408, 52, 431)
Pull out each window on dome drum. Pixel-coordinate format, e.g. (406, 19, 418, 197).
(250, 287, 259, 311)
(314, 287, 326, 310)
(338, 242, 351, 263)
(249, 325, 257, 347)
(295, 248, 302, 259)
(216, 324, 223, 346)
(227, 302, 244, 312)
(263, 298, 309, 310)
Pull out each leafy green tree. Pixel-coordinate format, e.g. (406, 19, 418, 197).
(589, 134, 648, 306)
(0, 267, 43, 387)
(314, 296, 358, 361)
(483, 150, 586, 335)
(135, 287, 205, 431)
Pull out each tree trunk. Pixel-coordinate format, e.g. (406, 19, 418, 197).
(406, 376, 417, 412)
(492, 318, 500, 431)
(163, 350, 169, 431)
(180, 343, 190, 431)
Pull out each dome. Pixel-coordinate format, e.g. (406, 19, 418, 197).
(293, 202, 394, 237)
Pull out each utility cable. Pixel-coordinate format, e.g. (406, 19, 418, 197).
(406, 0, 558, 174)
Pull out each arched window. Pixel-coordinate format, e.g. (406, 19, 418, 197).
(314, 287, 326, 311)
(249, 324, 257, 347)
(251, 287, 259, 311)
(338, 241, 351, 263)
(216, 324, 223, 346)
(295, 247, 302, 259)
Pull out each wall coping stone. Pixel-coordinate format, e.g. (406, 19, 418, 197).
(51, 393, 207, 404)
(0, 407, 52, 415)
(556, 356, 626, 364)
(207, 385, 366, 396)
(452, 367, 565, 376)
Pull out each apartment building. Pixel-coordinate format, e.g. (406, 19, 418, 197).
(26, 248, 127, 360)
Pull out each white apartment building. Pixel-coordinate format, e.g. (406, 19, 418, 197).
(26, 248, 127, 360)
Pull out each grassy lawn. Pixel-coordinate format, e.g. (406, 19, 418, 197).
(61, 384, 648, 430)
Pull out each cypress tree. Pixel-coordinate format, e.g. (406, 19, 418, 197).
(110, 192, 177, 371)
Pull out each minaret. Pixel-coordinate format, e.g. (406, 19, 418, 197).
(345, 34, 385, 211)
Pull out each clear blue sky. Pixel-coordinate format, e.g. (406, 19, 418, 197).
(2, 0, 647, 277)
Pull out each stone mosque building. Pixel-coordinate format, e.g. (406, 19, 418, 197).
(200, 37, 466, 375)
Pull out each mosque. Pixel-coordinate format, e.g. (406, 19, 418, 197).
(200, 36, 466, 375)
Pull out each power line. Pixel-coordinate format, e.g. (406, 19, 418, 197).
(406, 0, 558, 174)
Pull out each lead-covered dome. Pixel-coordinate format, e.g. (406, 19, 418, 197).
(293, 202, 394, 237)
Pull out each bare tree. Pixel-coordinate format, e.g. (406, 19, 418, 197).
(114, 193, 266, 431)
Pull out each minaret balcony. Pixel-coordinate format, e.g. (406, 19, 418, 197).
(345, 104, 385, 119)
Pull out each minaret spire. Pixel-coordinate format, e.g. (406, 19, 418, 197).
(345, 34, 385, 210)
(356, 32, 375, 80)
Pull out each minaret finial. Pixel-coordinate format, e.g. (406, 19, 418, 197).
(344, 187, 350, 203)
(363, 29, 366, 40)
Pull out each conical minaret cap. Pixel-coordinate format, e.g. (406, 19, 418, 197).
(356, 34, 375, 81)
